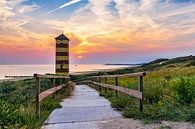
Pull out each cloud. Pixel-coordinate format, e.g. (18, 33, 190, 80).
(50, 0, 194, 61)
(17, 3, 40, 14)
(47, 0, 82, 15)
(0, 0, 39, 29)
(0, 0, 52, 52)
(0, 0, 195, 63)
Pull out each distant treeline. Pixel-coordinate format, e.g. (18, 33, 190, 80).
(105, 63, 144, 66)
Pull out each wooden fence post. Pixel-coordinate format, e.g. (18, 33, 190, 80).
(105, 77, 107, 94)
(94, 78, 97, 89)
(53, 78, 56, 100)
(138, 75, 143, 112)
(56, 78, 60, 95)
(91, 78, 93, 88)
(99, 77, 102, 92)
(115, 77, 118, 97)
(93, 78, 95, 88)
(34, 74, 40, 119)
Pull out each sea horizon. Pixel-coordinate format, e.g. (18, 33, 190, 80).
(0, 64, 131, 80)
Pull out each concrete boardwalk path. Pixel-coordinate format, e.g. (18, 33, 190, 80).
(42, 85, 122, 129)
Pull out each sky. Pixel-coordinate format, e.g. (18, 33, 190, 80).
(0, 0, 195, 64)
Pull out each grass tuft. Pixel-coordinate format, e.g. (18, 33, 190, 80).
(0, 78, 74, 128)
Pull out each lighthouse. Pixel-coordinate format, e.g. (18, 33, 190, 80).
(55, 34, 70, 75)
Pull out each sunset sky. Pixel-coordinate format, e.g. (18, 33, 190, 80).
(0, 0, 195, 64)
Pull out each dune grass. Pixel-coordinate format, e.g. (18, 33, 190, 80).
(0, 78, 74, 129)
(93, 66, 195, 123)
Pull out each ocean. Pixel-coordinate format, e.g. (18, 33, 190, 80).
(0, 64, 130, 80)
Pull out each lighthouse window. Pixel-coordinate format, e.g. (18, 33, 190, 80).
(60, 64, 63, 69)
(60, 40, 64, 44)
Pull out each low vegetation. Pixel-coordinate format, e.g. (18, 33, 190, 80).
(0, 55, 194, 128)
(72, 55, 195, 123)
(104, 67, 195, 123)
(0, 78, 73, 129)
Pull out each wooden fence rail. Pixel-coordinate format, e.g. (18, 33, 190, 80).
(34, 74, 70, 118)
(85, 72, 146, 111)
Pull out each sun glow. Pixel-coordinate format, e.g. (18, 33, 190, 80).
(78, 55, 82, 59)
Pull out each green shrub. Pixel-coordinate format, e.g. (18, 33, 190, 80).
(0, 100, 25, 128)
(110, 95, 133, 111)
(0, 78, 73, 129)
(105, 90, 115, 98)
(171, 77, 195, 104)
(122, 105, 141, 118)
(144, 78, 167, 104)
(185, 108, 195, 123)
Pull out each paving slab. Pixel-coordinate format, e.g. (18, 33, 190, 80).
(45, 106, 120, 124)
(42, 121, 99, 129)
(60, 99, 110, 107)
(42, 85, 122, 129)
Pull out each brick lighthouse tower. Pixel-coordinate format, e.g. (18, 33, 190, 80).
(55, 34, 70, 75)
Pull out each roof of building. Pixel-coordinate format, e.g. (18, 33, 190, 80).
(55, 34, 70, 41)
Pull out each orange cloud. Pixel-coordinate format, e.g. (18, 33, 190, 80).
(0, 0, 195, 64)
